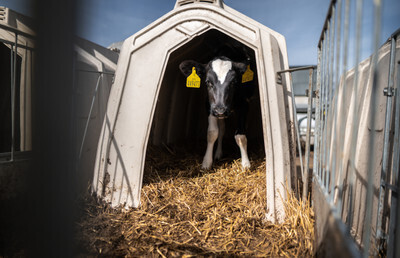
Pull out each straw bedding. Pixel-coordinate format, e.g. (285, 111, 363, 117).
(76, 146, 314, 257)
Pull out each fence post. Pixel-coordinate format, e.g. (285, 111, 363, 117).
(302, 68, 315, 201)
(377, 34, 397, 256)
(388, 59, 400, 258)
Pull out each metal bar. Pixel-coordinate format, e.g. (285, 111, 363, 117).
(318, 33, 327, 183)
(10, 34, 18, 162)
(319, 32, 326, 183)
(330, 0, 342, 206)
(0, 38, 35, 51)
(326, 5, 336, 199)
(375, 33, 397, 254)
(288, 71, 304, 193)
(363, 0, 383, 256)
(324, 7, 332, 192)
(276, 66, 316, 75)
(303, 68, 315, 201)
(319, 34, 325, 184)
(347, 0, 364, 231)
(12, 34, 18, 161)
(318, 0, 338, 48)
(8, 43, 14, 162)
(277, 66, 318, 199)
(317, 35, 325, 185)
(79, 73, 102, 159)
(313, 47, 322, 184)
(335, 0, 351, 217)
(324, 22, 331, 189)
(322, 20, 331, 189)
(389, 60, 400, 258)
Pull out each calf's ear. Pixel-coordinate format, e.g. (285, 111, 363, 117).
(179, 60, 206, 78)
(233, 62, 247, 75)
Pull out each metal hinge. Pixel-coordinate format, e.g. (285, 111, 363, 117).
(305, 89, 317, 98)
(384, 182, 398, 193)
(383, 87, 395, 97)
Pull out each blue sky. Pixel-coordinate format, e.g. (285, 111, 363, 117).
(77, 0, 331, 65)
(1, 0, 399, 66)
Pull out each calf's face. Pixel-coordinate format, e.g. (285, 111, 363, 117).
(179, 57, 246, 118)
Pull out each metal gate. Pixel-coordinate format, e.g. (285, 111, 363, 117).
(308, 0, 400, 256)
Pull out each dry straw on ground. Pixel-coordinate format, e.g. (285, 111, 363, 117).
(77, 146, 314, 256)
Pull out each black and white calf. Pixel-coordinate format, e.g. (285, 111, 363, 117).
(179, 56, 254, 169)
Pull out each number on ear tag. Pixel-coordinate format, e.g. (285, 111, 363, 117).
(242, 65, 254, 83)
(186, 67, 201, 88)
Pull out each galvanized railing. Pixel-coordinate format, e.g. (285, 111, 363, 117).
(0, 19, 115, 164)
(277, 66, 316, 201)
(0, 23, 35, 163)
(311, 0, 400, 256)
(0, 19, 115, 166)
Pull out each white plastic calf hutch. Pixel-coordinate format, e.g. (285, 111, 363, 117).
(92, 0, 294, 223)
(0, 6, 119, 194)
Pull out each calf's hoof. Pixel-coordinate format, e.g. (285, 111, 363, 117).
(202, 158, 213, 170)
(241, 159, 251, 169)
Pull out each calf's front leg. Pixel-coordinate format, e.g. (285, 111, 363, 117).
(202, 115, 218, 169)
(234, 102, 251, 169)
(235, 134, 250, 168)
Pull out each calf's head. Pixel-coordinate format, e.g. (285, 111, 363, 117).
(179, 57, 247, 118)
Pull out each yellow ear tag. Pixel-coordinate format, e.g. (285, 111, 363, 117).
(241, 65, 254, 83)
(186, 67, 201, 88)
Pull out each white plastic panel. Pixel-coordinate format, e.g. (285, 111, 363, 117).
(92, 2, 293, 223)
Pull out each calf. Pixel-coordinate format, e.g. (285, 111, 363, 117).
(179, 56, 254, 169)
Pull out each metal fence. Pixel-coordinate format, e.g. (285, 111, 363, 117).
(310, 0, 400, 256)
(0, 21, 115, 165)
(0, 23, 35, 163)
(277, 66, 316, 201)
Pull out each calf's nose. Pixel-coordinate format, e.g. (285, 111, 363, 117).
(214, 106, 226, 115)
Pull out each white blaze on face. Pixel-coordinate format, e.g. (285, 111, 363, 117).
(211, 59, 232, 84)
